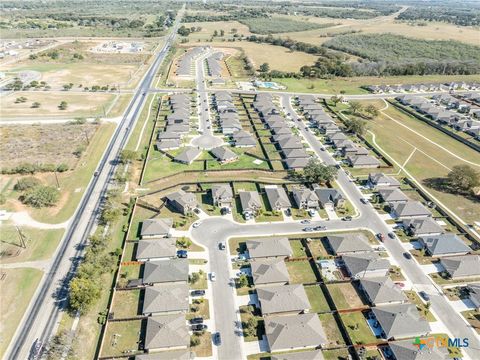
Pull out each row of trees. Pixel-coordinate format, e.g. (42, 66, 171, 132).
(397, 6, 480, 26)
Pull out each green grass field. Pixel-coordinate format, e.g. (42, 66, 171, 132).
(286, 260, 318, 284)
(341, 312, 379, 345)
(304, 285, 331, 313)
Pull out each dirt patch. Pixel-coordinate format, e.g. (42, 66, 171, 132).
(0, 123, 99, 169)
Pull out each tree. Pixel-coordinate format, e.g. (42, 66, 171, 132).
(259, 62, 270, 73)
(344, 118, 366, 136)
(303, 158, 338, 184)
(238, 274, 249, 288)
(365, 104, 379, 118)
(31, 102, 41, 108)
(330, 95, 342, 106)
(44, 331, 72, 360)
(447, 165, 479, 193)
(349, 101, 362, 115)
(119, 149, 137, 164)
(69, 277, 101, 314)
(177, 25, 190, 36)
(220, 29, 225, 36)
(58, 101, 68, 110)
(213, 30, 218, 37)
(22, 185, 60, 208)
(231, 28, 238, 34)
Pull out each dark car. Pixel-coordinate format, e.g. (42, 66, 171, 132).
(191, 290, 205, 297)
(342, 216, 352, 221)
(376, 233, 385, 242)
(419, 291, 430, 301)
(213, 332, 222, 345)
(388, 232, 396, 239)
(218, 242, 226, 250)
(191, 324, 208, 331)
(177, 250, 188, 258)
(189, 317, 204, 324)
(403, 252, 412, 260)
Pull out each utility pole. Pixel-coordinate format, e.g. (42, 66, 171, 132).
(84, 129, 90, 145)
(15, 226, 27, 249)
(54, 169, 60, 189)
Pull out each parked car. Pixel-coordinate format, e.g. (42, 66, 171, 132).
(419, 291, 430, 301)
(403, 252, 412, 260)
(303, 227, 314, 232)
(210, 272, 216, 281)
(192, 222, 201, 228)
(191, 290, 205, 297)
(308, 209, 316, 216)
(218, 242, 226, 250)
(376, 233, 385, 242)
(177, 250, 188, 258)
(314, 226, 326, 231)
(285, 208, 291, 216)
(189, 317, 204, 324)
(193, 208, 200, 214)
(300, 219, 311, 224)
(342, 216, 352, 221)
(213, 332, 222, 345)
(191, 324, 208, 331)
(360, 198, 370, 204)
(388, 232, 396, 239)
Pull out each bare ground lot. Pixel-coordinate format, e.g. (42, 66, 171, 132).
(0, 92, 116, 118)
(0, 123, 99, 169)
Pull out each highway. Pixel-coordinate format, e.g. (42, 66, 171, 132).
(3, 8, 184, 360)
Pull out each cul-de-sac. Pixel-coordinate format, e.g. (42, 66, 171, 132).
(0, 1, 479, 360)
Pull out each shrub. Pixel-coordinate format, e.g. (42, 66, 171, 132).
(14, 177, 41, 191)
(22, 185, 60, 208)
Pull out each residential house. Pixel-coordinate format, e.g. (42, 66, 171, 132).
(265, 185, 291, 211)
(238, 190, 262, 216)
(232, 130, 256, 147)
(264, 313, 327, 352)
(173, 147, 201, 165)
(347, 154, 381, 168)
(326, 233, 372, 255)
(314, 187, 345, 210)
(377, 188, 409, 204)
(440, 255, 480, 279)
(270, 350, 324, 360)
(391, 201, 432, 219)
(155, 139, 181, 151)
(211, 184, 233, 208)
(277, 137, 303, 150)
(371, 303, 431, 340)
(210, 146, 238, 164)
(359, 276, 407, 306)
(419, 234, 471, 257)
(136, 350, 191, 360)
(144, 314, 189, 352)
(282, 148, 310, 159)
(142, 283, 189, 315)
(250, 258, 290, 286)
(136, 238, 177, 261)
(368, 173, 401, 188)
(388, 339, 449, 360)
(140, 218, 173, 239)
(403, 218, 444, 237)
(257, 284, 311, 315)
(143, 258, 189, 285)
(166, 189, 198, 215)
(285, 157, 310, 169)
(342, 252, 391, 279)
(246, 237, 292, 259)
(467, 284, 480, 310)
(292, 187, 319, 209)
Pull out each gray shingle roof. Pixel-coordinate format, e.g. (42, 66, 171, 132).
(403, 217, 444, 236)
(342, 252, 391, 278)
(211, 183, 233, 202)
(285, 157, 310, 169)
(440, 255, 480, 278)
(142, 283, 189, 315)
(420, 234, 470, 256)
(378, 188, 409, 203)
(372, 303, 431, 339)
(392, 201, 432, 218)
(468, 283, 480, 305)
(327, 233, 371, 255)
(144, 314, 189, 350)
(135, 350, 191, 360)
(360, 276, 407, 305)
(251, 258, 290, 285)
(143, 259, 189, 284)
(140, 218, 173, 237)
(348, 154, 380, 167)
(315, 188, 343, 207)
(173, 147, 201, 164)
(246, 237, 292, 259)
(282, 148, 310, 159)
(265, 186, 291, 209)
(368, 173, 401, 187)
(257, 284, 311, 315)
(389, 339, 449, 360)
(210, 146, 238, 162)
(136, 238, 177, 260)
(239, 190, 262, 212)
(265, 313, 327, 351)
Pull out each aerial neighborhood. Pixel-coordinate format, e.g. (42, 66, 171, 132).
(1, 1, 480, 360)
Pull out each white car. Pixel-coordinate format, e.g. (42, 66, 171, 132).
(210, 272, 216, 281)
(192, 221, 201, 228)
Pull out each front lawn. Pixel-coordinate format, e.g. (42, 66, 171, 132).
(187, 298, 210, 320)
(189, 270, 208, 290)
(190, 331, 213, 357)
(404, 290, 436, 322)
(239, 305, 265, 342)
(461, 310, 480, 334)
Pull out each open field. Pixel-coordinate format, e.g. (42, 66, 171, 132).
(0, 267, 43, 357)
(0, 224, 64, 263)
(1, 122, 116, 223)
(365, 101, 480, 223)
(0, 92, 115, 118)
(0, 123, 98, 169)
(193, 41, 317, 72)
(182, 21, 251, 40)
(239, 16, 330, 34)
(273, 74, 480, 94)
